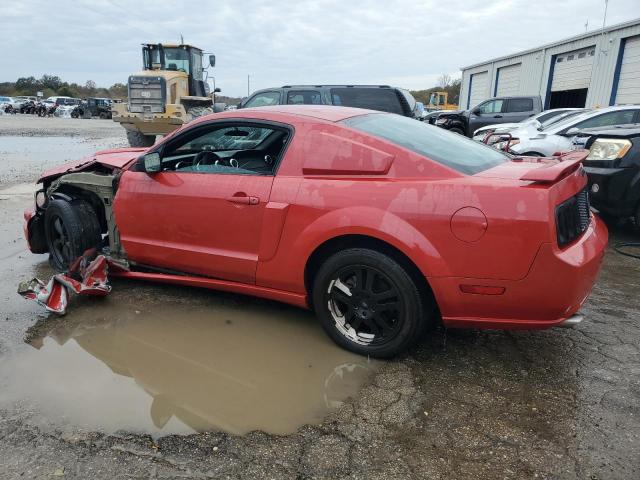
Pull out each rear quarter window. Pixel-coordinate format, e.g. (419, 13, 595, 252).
(331, 88, 404, 115)
(343, 114, 508, 175)
(507, 98, 533, 112)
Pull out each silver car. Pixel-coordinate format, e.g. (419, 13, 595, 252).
(497, 105, 640, 157)
(472, 108, 584, 141)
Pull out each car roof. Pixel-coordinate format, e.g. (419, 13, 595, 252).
(579, 123, 640, 137)
(214, 104, 380, 122)
(546, 105, 640, 132)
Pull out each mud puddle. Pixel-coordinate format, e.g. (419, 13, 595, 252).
(0, 295, 376, 436)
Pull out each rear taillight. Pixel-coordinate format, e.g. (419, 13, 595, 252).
(555, 188, 590, 247)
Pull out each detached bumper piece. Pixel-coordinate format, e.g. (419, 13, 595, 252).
(17, 254, 111, 315)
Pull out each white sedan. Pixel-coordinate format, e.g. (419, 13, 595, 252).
(472, 108, 583, 141)
(500, 105, 640, 157)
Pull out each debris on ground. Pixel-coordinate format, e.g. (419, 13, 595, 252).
(17, 253, 111, 314)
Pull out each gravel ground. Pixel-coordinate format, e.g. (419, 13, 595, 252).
(0, 116, 638, 479)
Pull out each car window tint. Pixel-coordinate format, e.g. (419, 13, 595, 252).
(244, 91, 281, 108)
(507, 98, 533, 113)
(330, 88, 403, 115)
(478, 100, 503, 114)
(575, 110, 637, 129)
(344, 114, 508, 175)
(286, 90, 322, 105)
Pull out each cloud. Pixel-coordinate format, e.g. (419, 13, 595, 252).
(1, 0, 637, 96)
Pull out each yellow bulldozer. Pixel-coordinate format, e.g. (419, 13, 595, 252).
(112, 43, 220, 147)
(426, 91, 458, 112)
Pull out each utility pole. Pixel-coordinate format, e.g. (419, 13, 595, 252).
(247, 75, 251, 96)
(602, 0, 608, 31)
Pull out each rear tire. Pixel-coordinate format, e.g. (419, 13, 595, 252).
(126, 130, 155, 148)
(186, 106, 213, 122)
(312, 248, 430, 358)
(44, 199, 102, 272)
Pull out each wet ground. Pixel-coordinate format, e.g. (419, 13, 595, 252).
(0, 116, 639, 479)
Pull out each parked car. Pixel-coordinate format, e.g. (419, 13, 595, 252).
(472, 108, 585, 141)
(432, 96, 543, 136)
(503, 106, 640, 157)
(24, 105, 607, 357)
(0, 96, 23, 113)
(238, 85, 420, 118)
(578, 125, 640, 224)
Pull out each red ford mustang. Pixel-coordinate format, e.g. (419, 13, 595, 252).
(24, 105, 608, 357)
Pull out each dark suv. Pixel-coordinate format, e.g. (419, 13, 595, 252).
(238, 85, 419, 118)
(580, 125, 640, 224)
(431, 96, 543, 137)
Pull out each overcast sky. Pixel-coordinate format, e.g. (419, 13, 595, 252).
(2, 0, 638, 97)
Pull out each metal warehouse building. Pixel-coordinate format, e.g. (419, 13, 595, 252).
(459, 18, 640, 110)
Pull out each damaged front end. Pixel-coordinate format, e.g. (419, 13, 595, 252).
(21, 148, 143, 313)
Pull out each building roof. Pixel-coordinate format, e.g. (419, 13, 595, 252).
(461, 17, 640, 70)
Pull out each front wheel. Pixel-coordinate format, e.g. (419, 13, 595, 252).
(44, 199, 102, 272)
(126, 130, 155, 148)
(449, 127, 465, 135)
(312, 248, 430, 358)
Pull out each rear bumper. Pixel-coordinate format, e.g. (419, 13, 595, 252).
(430, 215, 608, 330)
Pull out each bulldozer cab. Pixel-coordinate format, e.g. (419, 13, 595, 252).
(428, 91, 448, 108)
(142, 44, 212, 97)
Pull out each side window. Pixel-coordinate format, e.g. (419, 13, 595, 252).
(329, 88, 404, 115)
(243, 91, 281, 108)
(158, 123, 289, 176)
(506, 98, 533, 113)
(575, 110, 636, 130)
(286, 90, 322, 105)
(477, 99, 504, 114)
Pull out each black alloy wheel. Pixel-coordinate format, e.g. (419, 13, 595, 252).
(313, 248, 431, 358)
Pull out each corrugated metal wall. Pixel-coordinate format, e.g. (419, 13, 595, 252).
(458, 19, 640, 110)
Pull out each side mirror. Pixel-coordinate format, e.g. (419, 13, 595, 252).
(208, 55, 216, 67)
(141, 152, 161, 173)
(214, 87, 221, 93)
(471, 108, 481, 115)
(565, 127, 580, 136)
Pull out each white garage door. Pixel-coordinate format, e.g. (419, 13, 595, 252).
(495, 64, 521, 96)
(468, 71, 488, 108)
(616, 35, 640, 104)
(551, 47, 595, 91)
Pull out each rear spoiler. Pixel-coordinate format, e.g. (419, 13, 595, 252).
(517, 150, 588, 183)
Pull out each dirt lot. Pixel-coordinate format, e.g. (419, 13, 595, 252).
(0, 115, 639, 479)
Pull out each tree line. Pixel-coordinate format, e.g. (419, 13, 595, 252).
(0, 75, 127, 100)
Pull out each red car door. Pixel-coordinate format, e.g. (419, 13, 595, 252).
(113, 122, 288, 284)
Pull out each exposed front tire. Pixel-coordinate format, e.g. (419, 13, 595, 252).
(450, 127, 465, 135)
(186, 106, 213, 122)
(44, 199, 102, 272)
(126, 130, 156, 148)
(312, 248, 430, 358)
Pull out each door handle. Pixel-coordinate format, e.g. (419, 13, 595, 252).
(493, 115, 503, 118)
(226, 194, 259, 205)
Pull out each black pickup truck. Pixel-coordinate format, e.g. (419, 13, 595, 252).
(238, 85, 419, 118)
(430, 96, 543, 137)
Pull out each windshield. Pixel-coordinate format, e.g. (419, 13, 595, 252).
(541, 110, 595, 132)
(343, 114, 508, 175)
(538, 110, 587, 130)
(164, 47, 190, 74)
